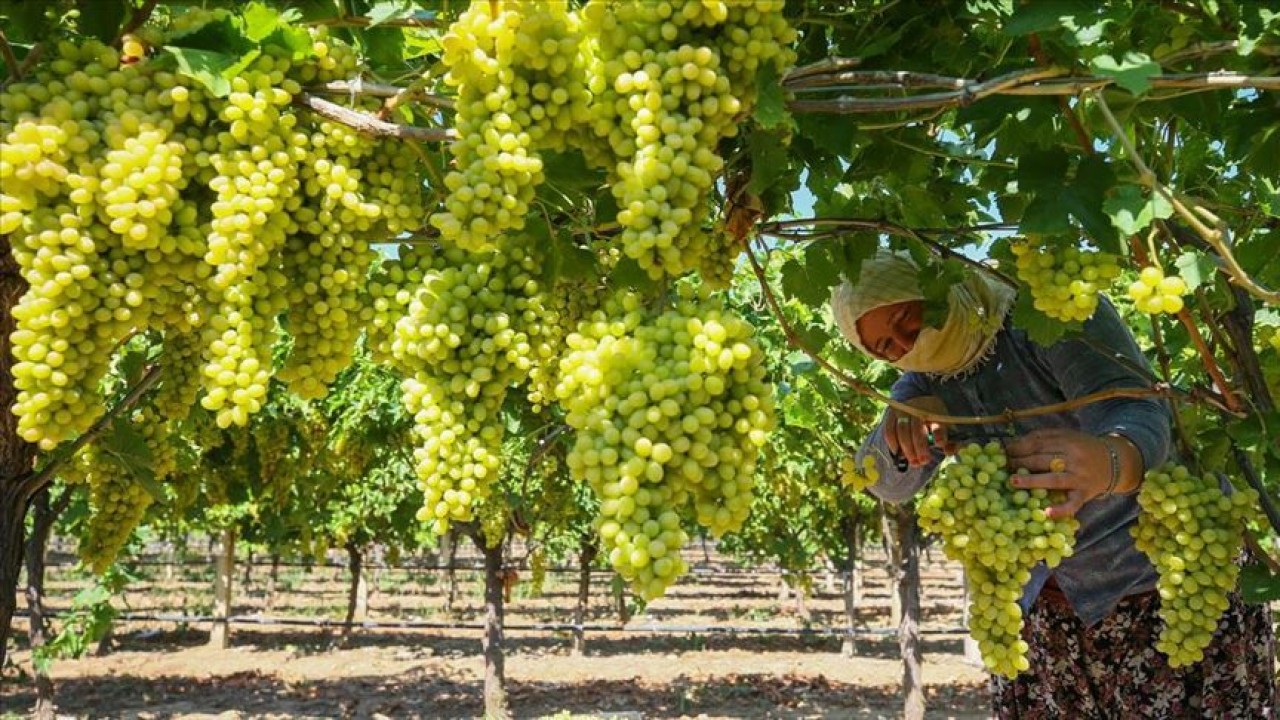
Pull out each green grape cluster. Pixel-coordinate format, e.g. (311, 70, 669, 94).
(277, 133, 427, 398)
(1009, 239, 1122, 323)
(1132, 463, 1259, 667)
(1127, 266, 1187, 315)
(529, 544, 548, 596)
(432, 0, 592, 250)
(840, 454, 879, 492)
(2, 31, 427, 450)
(555, 285, 775, 601)
(581, 0, 795, 282)
(387, 240, 552, 534)
(78, 445, 154, 574)
(477, 499, 508, 550)
(917, 442, 1079, 678)
(367, 244, 433, 365)
(152, 326, 206, 422)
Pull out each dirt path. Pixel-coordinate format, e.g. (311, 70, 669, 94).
(4, 628, 991, 718)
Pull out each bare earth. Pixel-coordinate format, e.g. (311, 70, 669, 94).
(3, 551, 991, 719)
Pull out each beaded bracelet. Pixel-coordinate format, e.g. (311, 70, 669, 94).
(1100, 437, 1121, 498)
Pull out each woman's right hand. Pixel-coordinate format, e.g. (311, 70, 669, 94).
(886, 395, 951, 468)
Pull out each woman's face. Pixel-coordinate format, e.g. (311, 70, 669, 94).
(856, 300, 924, 362)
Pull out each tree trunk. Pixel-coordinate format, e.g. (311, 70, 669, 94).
(445, 530, 458, 616)
(882, 509, 903, 629)
(25, 487, 57, 719)
(0, 239, 38, 671)
(573, 537, 597, 656)
(841, 513, 861, 658)
(342, 542, 364, 643)
(242, 550, 253, 586)
(267, 553, 280, 611)
(209, 528, 236, 648)
(886, 504, 924, 720)
(613, 576, 630, 624)
(479, 537, 510, 720)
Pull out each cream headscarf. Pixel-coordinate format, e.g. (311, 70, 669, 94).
(831, 249, 1016, 378)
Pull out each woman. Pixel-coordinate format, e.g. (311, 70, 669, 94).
(834, 248, 1276, 718)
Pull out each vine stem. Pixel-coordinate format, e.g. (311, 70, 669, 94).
(293, 93, 455, 142)
(15, 364, 165, 504)
(785, 67, 1280, 113)
(756, 217, 1020, 290)
(744, 243, 1177, 426)
(308, 16, 439, 29)
(0, 29, 19, 82)
(1091, 91, 1279, 306)
(1244, 529, 1280, 575)
(1175, 310, 1242, 413)
(115, 0, 160, 44)
(306, 80, 456, 111)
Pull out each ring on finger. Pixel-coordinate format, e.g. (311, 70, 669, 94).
(897, 417, 911, 426)
(1049, 455, 1067, 473)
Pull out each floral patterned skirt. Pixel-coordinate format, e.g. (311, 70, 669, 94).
(990, 588, 1276, 719)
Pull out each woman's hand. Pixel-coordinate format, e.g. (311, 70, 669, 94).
(885, 396, 952, 468)
(1004, 427, 1140, 519)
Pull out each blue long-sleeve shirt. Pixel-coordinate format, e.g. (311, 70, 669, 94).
(857, 298, 1170, 626)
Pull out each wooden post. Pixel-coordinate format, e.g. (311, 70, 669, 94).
(479, 536, 510, 720)
(887, 504, 924, 720)
(573, 536, 597, 656)
(209, 528, 236, 648)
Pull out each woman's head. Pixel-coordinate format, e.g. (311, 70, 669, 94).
(831, 249, 1016, 377)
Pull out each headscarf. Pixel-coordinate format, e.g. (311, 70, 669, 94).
(831, 249, 1016, 379)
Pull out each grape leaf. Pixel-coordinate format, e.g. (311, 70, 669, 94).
(1002, 0, 1094, 36)
(1103, 184, 1173, 236)
(1089, 51, 1161, 96)
(1011, 290, 1069, 346)
(366, 0, 420, 27)
(1174, 251, 1217, 292)
(163, 47, 237, 97)
(102, 417, 160, 501)
(77, 0, 126, 44)
(1241, 564, 1280, 604)
(754, 62, 791, 131)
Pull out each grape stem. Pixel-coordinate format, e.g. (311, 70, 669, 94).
(0, 29, 19, 82)
(1243, 529, 1280, 575)
(745, 242, 1185, 426)
(1091, 90, 1279, 306)
(15, 364, 165, 506)
(115, 0, 160, 45)
(292, 93, 456, 142)
(307, 15, 439, 29)
(306, 80, 456, 111)
(1175, 309, 1242, 414)
(784, 65, 1280, 113)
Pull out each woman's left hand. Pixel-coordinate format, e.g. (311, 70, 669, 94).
(1003, 428, 1121, 520)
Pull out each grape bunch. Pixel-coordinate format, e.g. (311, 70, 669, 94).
(1127, 266, 1187, 315)
(1132, 463, 1259, 666)
(555, 285, 775, 600)
(1009, 239, 1122, 323)
(2, 29, 428, 451)
(840, 454, 879, 492)
(528, 545, 548, 597)
(386, 240, 553, 534)
(581, 0, 795, 283)
(917, 442, 1079, 677)
(431, 0, 592, 251)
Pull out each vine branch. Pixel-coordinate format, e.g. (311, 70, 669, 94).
(1175, 310, 1242, 413)
(1091, 91, 1279, 306)
(744, 243, 1178, 427)
(15, 364, 165, 504)
(0, 29, 19, 82)
(293, 93, 456, 142)
(308, 16, 439, 29)
(785, 68, 1280, 113)
(116, 0, 160, 43)
(306, 80, 456, 111)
